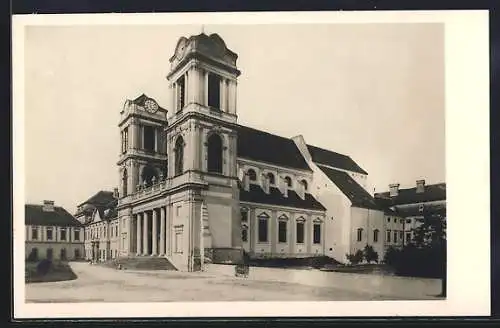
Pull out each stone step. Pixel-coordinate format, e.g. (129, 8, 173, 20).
(112, 256, 178, 271)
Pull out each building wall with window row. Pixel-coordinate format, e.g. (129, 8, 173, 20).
(25, 202, 84, 261)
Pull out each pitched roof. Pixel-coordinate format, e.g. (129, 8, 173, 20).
(239, 184, 326, 211)
(236, 125, 312, 171)
(25, 204, 83, 227)
(78, 191, 116, 207)
(374, 183, 446, 206)
(307, 145, 368, 175)
(317, 165, 380, 210)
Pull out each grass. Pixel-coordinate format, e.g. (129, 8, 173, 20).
(25, 260, 78, 283)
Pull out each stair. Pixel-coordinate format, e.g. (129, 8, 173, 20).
(112, 256, 178, 271)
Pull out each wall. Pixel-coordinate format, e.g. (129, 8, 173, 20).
(26, 242, 84, 261)
(309, 162, 353, 263)
(240, 203, 326, 258)
(205, 264, 442, 299)
(350, 207, 385, 261)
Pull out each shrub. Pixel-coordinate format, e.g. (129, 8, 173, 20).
(363, 245, 379, 264)
(346, 249, 364, 265)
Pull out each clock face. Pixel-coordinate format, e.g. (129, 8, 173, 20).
(144, 99, 159, 113)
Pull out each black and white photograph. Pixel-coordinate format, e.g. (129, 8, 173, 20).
(12, 11, 490, 318)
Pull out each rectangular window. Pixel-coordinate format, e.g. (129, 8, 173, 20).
(386, 229, 391, 243)
(31, 228, 38, 240)
(60, 229, 67, 241)
(143, 125, 155, 152)
(296, 222, 304, 243)
(46, 228, 53, 241)
(74, 230, 80, 241)
(175, 232, 183, 253)
(406, 232, 411, 243)
(313, 224, 321, 244)
(399, 231, 404, 240)
(258, 218, 268, 243)
(394, 231, 398, 243)
(373, 230, 379, 243)
(208, 73, 221, 109)
(242, 228, 248, 242)
(278, 221, 287, 243)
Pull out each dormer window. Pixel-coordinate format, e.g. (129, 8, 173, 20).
(208, 73, 221, 109)
(267, 172, 275, 185)
(301, 179, 308, 191)
(247, 169, 257, 182)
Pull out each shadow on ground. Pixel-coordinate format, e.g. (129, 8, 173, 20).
(25, 260, 78, 283)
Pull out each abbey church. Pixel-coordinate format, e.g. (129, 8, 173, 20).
(74, 32, 445, 272)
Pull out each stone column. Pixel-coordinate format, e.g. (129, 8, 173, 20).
(143, 211, 150, 255)
(152, 209, 158, 256)
(220, 78, 227, 112)
(204, 71, 208, 106)
(136, 214, 142, 256)
(160, 207, 166, 255)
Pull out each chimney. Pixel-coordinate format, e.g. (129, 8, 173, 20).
(261, 173, 270, 194)
(416, 179, 425, 193)
(42, 200, 55, 212)
(113, 188, 119, 198)
(389, 183, 400, 197)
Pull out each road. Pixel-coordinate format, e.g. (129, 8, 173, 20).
(25, 262, 434, 303)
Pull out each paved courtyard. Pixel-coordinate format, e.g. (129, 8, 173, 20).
(25, 262, 441, 303)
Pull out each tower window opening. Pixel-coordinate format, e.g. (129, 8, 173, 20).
(207, 133, 223, 174)
(174, 136, 185, 176)
(143, 126, 155, 152)
(208, 73, 221, 109)
(177, 76, 185, 112)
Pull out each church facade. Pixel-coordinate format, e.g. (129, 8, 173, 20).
(77, 32, 406, 271)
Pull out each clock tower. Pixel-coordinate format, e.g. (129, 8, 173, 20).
(117, 94, 168, 199)
(164, 33, 242, 271)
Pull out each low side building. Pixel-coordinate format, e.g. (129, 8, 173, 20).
(375, 180, 447, 251)
(75, 190, 119, 262)
(25, 200, 85, 261)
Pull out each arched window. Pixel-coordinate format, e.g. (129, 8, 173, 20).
(174, 136, 185, 176)
(247, 169, 257, 181)
(207, 133, 223, 173)
(373, 229, 379, 243)
(284, 176, 292, 187)
(357, 228, 363, 242)
(141, 165, 157, 187)
(122, 169, 128, 196)
(267, 172, 275, 185)
(301, 179, 308, 191)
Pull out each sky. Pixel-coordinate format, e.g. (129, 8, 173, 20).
(24, 23, 445, 213)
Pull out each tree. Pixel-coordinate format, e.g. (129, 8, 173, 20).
(384, 210, 446, 296)
(363, 245, 379, 264)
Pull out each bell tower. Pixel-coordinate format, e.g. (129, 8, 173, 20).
(117, 94, 168, 198)
(164, 33, 242, 271)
